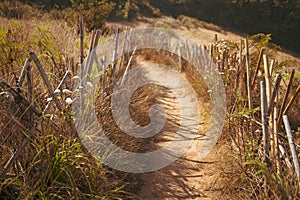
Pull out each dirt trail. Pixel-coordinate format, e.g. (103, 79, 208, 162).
(132, 62, 229, 199)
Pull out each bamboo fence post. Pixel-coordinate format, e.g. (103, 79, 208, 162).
(238, 55, 246, 97)
(278, 69, 295, 126)
(87, 30, 101, 79)
(282, 82, 300, 117)
(112, 28, 120, 79)
(263, 54, 271, 106)
(26, 63, 33, 123)
(279, 143, 293, 169)
(18, 58, 31, 88)
(30, 52, 62, 111)
(214, 34, 218, 42)
(283, 115, 300, 183)
(179, 47, 183, 73)
(268, 74, 281, 116)
(251, 48, 264, 90)
(273, 93, 281, 174)
(89, 29, 96, 53)
(119, 28, 128, 72)
(269, 59, 275, 76)
(79, 15, 84, 65)
(261, 80, 271, 167)
(120, 46, 137, 86)
(263, 54, 274, 160)
(268, 74, 281, 164)
(245, 38, 253, 117)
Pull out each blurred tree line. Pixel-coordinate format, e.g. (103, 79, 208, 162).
(149, 0, 300, 55)
(1, 0, 299, 54)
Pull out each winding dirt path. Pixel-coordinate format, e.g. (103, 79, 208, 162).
(133, 62, 229, 199)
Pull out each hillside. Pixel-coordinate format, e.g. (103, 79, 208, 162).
(1, 6, 300, 200)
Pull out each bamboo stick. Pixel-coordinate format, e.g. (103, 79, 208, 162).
(278, 69, 295, 126)
(261, 80, 271, 167)
(245, 38, 253, 117)
(214, 34, 218, 42)
(273, 93, 281, 174)
(112, 28, 120, 79)
(283, 115, 300, 182)
(238, 55, 246, 97)
(282, 82, 300, 117)
(30, 52, 62, 111)
(263, 54, 271, 106)
(87, 30, 101, 79)
(79, 15, 84, 65)
(279, 143, 293, 169)
(119, 28, 128, 72)
(120, 46, 137, 86)
(269, 59, 275, 76)
(26, 64, 33, 122)
(18, 58, 31, 88)
(268, 74, 281, 116)
(251, 48, 264, 90)
(179, 47, 182, 73)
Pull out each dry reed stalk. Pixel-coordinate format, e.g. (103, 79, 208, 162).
(251, 48, 264, 90)
(278, 69, 295, 126)
(283, 115, 300, 183)
(261, 80, 270, 167)
(30, 52, 62, 111)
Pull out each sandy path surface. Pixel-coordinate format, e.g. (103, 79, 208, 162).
(133, 62, 227, 199)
